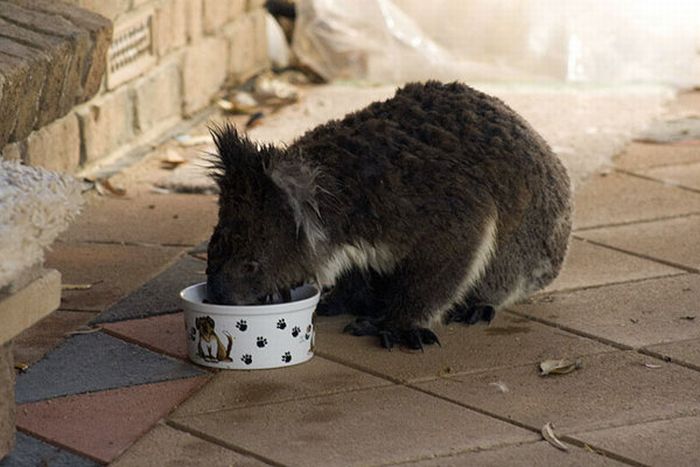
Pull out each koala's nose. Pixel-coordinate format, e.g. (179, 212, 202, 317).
(206, 274, 234, 305)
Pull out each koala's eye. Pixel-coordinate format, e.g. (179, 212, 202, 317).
(241, 261, 259, 275)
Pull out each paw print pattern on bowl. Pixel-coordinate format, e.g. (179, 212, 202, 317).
(282, 351, 292, 363)
(236, 320, 248, 331)
(276, 319, 287, 330)
(241, 354, 253, 365)
(291, 326, 301, 337)
(256, 336, 268, 348)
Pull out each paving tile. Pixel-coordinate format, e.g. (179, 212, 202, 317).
(314, 313, 610, 383)
(396, 441, 625, 466)
(17, 377, 208, 464)
(59, 193, 218, 246)
(46, 242, 182, 311)
(15, 331, 205, 404)
(12, 310, 98, 366)
(644, 338, 700, 370)
(544, 238, 681, 293)
(170, 385, 538, 466)
(93, 255, 205, 323)
(574, 415, 700, 467)
(173, 356, 389, 417)
(102, 312, 188, 360)
(579, 214, 700, 271)
(614, 141, 700, 170)
(572, 171, 700, 230)
(417, 351, 700, 435)
(515, 274, 700, 348)
(0, 432, 98, 467)
(639, 161, 700, 191)
(110, 424, 266, 466)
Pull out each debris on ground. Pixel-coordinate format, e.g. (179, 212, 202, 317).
(160, 149, 187, 170)
(174, 134, 212, 147)
(246, 112, 265, 129)
(539, 358, 583, 376)
(83, 178, 127, 198)
(541, 422, 569, 451)
(488, 381, 509, 393)
(62, 283, 94, 291)
(680, 315, 696, 321)
(643, 363, 662, 369)
(14, 362, 29, 373)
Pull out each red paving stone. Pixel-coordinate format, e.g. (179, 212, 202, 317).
(101, 312, 188, 360)
(16, 376, 209, 464)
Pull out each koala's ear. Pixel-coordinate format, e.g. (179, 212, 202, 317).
(208, 123, 266, 190)
(268, 158, 327, 248)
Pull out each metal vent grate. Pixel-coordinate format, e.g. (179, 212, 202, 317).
(106, 8, 155, 89)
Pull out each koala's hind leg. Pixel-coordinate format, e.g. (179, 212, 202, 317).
(317, 268, 380, 317)
(346, 218, 498, 350)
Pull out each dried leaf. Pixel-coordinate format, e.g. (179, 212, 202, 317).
(489, 381, 509, 393)
(14, 362, 29, 373)
(95, 178, 126, 197)
(644, 363, 662, 369)
(160, 149, 186, 169)
(541, 422, 569, 451)
(150, 186, 171, 195)
(539, 358, 582, 376)
(680, 315, 696, 321)
(246, 112, 265, 130)
(175, 134, 212, 147)
(62, 283, 93, 291)
(217, 99, 234, 111)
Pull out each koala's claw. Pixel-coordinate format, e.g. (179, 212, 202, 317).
(445, 303, 496, 325)
(344, 318, 440, 351)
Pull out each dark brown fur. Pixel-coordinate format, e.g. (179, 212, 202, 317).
(206, 81, 571, 349)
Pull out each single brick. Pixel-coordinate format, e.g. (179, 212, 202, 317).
(9, 0, 113, 100)
(224, 9, 268, 84)
(132, 61, 182, 133)
(25, 113, 81, 172)
(155, 0, 187, 56)
(76, 86, 134, 163)
(182, 37, 227, 116)
(14, 331, 204, 404)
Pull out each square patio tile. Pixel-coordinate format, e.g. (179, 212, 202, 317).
(102, 312, 188, 360)
(46, 243, 182, 312)
(173, 356, 389, 417)
(644, 338, 700, 370)
(314, 313, 611, 383)
(396, 441, 625, 466)
(111, 424, 266, 466)
(15, 331, 205, 404)
(638, 161, 700, 191)
(578, 214, 700, 271)
(572, 171, 700, 230)
(417, 351, 700, 434)
(514, 274, 700, 348)
(0, 432, 98, 467)
(12, 310, 98, 366)
(573, 415, 700, 466)
(544, 238, 681, 293)
(170, 386, 538, 466)
(17, 377, 208, 464)
(93, 255, 205, 324)
(59, 193, 217, 247)
(613, 142, 700, 170)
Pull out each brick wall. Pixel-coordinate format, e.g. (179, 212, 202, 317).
(0, 0, 269, 173)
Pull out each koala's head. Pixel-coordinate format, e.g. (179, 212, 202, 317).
(205, 124, 324, 305)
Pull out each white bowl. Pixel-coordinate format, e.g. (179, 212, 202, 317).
(180, 282, 319, 370)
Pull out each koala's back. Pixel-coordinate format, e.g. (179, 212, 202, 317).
(290, 81, 571, 305)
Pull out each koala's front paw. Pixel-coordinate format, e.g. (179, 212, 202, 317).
(343, 318, 440, 351)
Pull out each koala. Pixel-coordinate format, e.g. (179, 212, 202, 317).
(206, 81, 571, 350)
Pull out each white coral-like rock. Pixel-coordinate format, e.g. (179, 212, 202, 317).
(0, 161, 84, 288)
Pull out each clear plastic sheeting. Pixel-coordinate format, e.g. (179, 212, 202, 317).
(293, 0, 700, 87)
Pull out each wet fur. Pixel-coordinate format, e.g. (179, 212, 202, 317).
(207, 81, 571, 347)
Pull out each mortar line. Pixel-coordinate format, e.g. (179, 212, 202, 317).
(165, 419, 285, 467)
(54, 238, 197, 249)
(572, 236, 700, 273)
(573, 211, 700, 232)
(615, 168, 700, 195)
(637, 348, 700, 373)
